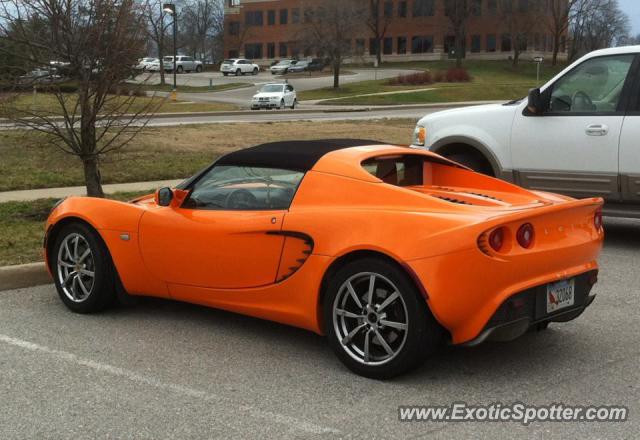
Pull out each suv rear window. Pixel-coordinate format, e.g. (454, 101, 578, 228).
(362, 155, 424, 186)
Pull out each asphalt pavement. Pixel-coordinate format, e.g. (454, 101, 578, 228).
(1, 217, 638, 439)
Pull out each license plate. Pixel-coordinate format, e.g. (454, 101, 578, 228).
(547, 279, 575, 313)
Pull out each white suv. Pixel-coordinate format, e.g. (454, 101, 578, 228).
(413, 46, 640, 218)
(250, 83, 297, 110)
(220, 58, 260, 76)
(162, 56, 203, 73)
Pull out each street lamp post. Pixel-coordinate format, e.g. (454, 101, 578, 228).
(163, 3, 177, 101)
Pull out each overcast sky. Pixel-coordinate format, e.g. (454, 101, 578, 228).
(618, 0, 640, 35)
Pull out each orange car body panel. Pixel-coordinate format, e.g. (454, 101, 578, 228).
(45, 145, 604, 343)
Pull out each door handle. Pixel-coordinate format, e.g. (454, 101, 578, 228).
(586, 124, 608, 136)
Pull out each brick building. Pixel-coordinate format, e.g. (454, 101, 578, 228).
(223, 0, 567, 63)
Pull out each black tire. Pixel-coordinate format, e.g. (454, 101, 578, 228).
(236, 69, 241, 76)
(278, 99, 284, 110)
(290, 98, 297, 110)
(445, 152, 494, 176)
(196, 65, 203, 73)
(252, 67, 258, 75)
(177, 65, 184, 73)
(323, 258, 443, 379)
(51, 222, 117, 314)
(223, 72, 228, 76)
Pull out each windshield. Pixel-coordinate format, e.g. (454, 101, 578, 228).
(260, 85, 284, 93)
(277, 60, 292, 66)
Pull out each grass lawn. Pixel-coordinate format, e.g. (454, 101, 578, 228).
(0, 119, 417, 192)
(139, 82, 250, 93)
(0, 192, 148, 266)
(0, 93, 237, 117)
(299, 60, 565, 104)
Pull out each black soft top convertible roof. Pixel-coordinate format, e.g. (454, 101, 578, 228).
(215, 139, 387, 171)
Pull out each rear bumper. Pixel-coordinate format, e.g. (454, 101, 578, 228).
(462, 270, 597, 346)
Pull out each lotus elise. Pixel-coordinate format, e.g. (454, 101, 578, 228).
(45, 139, 604, 378)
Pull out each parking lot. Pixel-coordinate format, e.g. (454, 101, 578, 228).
(0, 218, 638, 439)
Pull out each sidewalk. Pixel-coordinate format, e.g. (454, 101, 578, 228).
(0, 179, 183, 203)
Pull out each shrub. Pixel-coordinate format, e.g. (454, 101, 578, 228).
(445, 67, 471, 82)
(432, 70, 445, 83)
(387, 71, 433, 86)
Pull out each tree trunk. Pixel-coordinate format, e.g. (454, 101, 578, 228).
(159, 40, 166, 85)
(512, 48, 520, 67)
(552, 33, 560, 66)
(333, 59, 341, 89)
(82, 156, 104, 198)
(376, 39, 382, 66)
(455, 32, 463, 68)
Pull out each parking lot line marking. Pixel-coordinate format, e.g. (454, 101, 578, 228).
(0, 333, 340, 435)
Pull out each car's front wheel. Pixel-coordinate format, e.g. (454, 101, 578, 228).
(52, 222, 117, 314)
(278, 99, 284, 110)
(252, 67, 258, 75)
(290, 98, 297, 110)
(323, 258, 442, 379)
(176, 65, 184, 73)
(196, 65, 203, 73)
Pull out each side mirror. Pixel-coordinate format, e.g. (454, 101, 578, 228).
(155, 187, 173, 207)
(527, 88, 543, 115)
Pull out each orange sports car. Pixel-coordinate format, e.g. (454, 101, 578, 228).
(44, 140, 604, 378)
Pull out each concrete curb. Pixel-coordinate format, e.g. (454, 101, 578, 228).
(0, 262, 51, 291)
(0, 101, 493, 125)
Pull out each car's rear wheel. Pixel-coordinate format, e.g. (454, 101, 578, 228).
(52, 222, 117, 314)
(177, 65, 184, 73)
(252, 67, 258, 75)
(236, 68, 241, 76)
(196, 65, 203, 73)
(323, 258, 442, 379)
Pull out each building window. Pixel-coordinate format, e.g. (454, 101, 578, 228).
(413, 0, 435, 17)
(487, 0, 497, 15)
(280, 9, 288, 25)
(355, 39, 365, 55)
(228, 21, 239, 36)
(292, 8, 300, 23)
(369, 38, 379, 56)
(501, 34, 511, 52)
(398, 1, 407, 17)
(412, 35, 434, 53)
(267, 43, 275, 58)
(397, 36, 407, 54)
(471, 0, 482, 16)
(471, 35, 481, 52)
(304, 8, 313, 23)
(245, 43, 263, 59)
(518, 0, 528, 12)
(486, 34, 496, 52)
(245, 11, 263, 26)
(384, 1, 393, 18)
(383, 37, 393, 55)
(267, 10, 275, 25)
(279, 42, 288, 57)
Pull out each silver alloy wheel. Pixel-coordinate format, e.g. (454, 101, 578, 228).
(332, 272, 409, 366)
(56, 233, 96, 303)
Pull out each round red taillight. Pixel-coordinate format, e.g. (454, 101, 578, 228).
(594, 209, 603, 231)
(516, 223, 535, 249)
(488, 228, 505, 252)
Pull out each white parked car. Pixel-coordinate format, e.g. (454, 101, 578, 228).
(135, 57, 158, 71)
(270, 59, 297, 75)
(220, 58, 260, 76)
(250, 83, 297, 110)
(162, 56, 203, 73)
(412, 46, 640, 218)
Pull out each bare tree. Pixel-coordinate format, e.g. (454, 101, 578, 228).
(570, 0, 630, 59)
(182, 0, 224, 61)
(298, 0, 365, 89)
(0, 0, 158, 197)
(365, 0, 392, 66)
(547, 0, 603, 65)
(144, 0, 169, 85)
(498, 0, 540, 67)
(443, 0, 471, 68)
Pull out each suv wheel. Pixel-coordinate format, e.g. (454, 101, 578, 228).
(196, 65, 203, 73)
(323, 258, 443, 379)
(252, 67, 259, 75)
(236, 68, 241, 76)
(445, 151, 494, 176)
(176, 65, 184, 73)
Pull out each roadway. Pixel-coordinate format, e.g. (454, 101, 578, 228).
(0, 218, 638, 439)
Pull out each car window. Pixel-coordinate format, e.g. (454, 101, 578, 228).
(362, 155, 424, 186)
(286, 85, 294, 92)
(260, 85, 284, 93)
(549, 55, 634, 113)
(184, 166, 305, 210)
